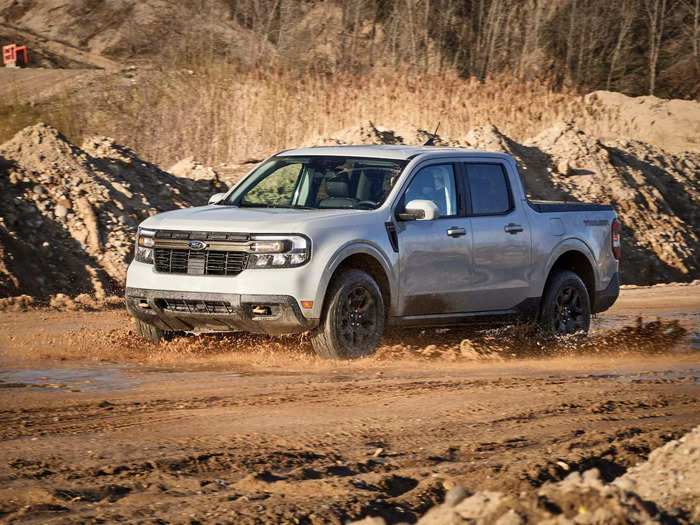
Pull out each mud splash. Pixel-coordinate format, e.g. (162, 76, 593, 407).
(373, 317, 690, 362)
(43, 316, 693, 367)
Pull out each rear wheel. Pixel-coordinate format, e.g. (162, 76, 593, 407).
(311, 269, 385, 359)
(135, 318, 172, 343)
(539, 270, 591, 336)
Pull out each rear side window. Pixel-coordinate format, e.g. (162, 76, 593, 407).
(465, 163, 511, 215)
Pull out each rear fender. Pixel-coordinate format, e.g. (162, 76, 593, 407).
(540, 238, 598, 296)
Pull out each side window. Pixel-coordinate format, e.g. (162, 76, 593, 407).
(404, 164, 457, 217)
(465, 163, 511, 215)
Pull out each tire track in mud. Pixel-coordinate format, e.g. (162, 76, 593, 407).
(2, 417, 696, 524)
(1, 372, 696, 440)
(1, 369, 698, 523)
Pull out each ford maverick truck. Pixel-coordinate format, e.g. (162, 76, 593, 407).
(125, 146, 620, 359)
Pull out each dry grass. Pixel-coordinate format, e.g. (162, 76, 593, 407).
(0, 64, 584, 166)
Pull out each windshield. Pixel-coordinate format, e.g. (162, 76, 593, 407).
(224, 156, 407, 210)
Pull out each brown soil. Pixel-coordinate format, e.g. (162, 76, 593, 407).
(0, 123, 225, 299)
(0, 284, 698, 524)
(581, 90, 700, 154)
(0, 1, 264, 65)
(1, 118, 698, 302)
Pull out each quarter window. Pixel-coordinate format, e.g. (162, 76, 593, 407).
(465, 164, 511, 215)
(404, 164, 457, 217)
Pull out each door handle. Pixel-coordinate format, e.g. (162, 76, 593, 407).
(447, 226, 466, 238)
(504, 223, 524, 234)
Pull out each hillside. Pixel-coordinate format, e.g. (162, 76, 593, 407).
(1, 0, 698, 98)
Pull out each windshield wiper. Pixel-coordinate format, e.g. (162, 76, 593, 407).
(238, 203, 315, 210)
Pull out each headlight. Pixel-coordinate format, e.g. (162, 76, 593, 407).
(247, 235, 310, 268)
(135, 228, 155, 263)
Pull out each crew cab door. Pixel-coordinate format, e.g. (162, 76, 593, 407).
(395, 162, 472, 315)
(462, 161, 532, 311)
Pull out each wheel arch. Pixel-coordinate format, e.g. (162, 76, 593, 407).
(542, 242, 597, 309)
(316, 243, 395, 319)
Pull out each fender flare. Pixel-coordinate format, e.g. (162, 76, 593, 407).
(314, 241, 397, 317)
(540, 237, 599, 296)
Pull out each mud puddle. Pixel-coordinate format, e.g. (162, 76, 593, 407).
(584, 365, 700, 384)
(0, 361, 244, 393)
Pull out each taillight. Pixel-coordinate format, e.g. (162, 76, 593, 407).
(611, 219, 621, 260)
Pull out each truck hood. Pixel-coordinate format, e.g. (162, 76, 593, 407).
(139, 205, 370, 233)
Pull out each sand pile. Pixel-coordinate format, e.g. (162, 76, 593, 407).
(580, 91, 700, 154)
(313, 121, 462, 148)
(0, 123, 225, 299)
(353, 425, 700, 524)
(1, 117, 698, 302)
(314, 121, 699, 285)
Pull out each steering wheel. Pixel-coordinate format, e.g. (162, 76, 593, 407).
(354, 201, 378, 209)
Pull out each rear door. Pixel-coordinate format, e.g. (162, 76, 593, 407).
(462, 162, 532, 311)
(396, 162, 472, 315)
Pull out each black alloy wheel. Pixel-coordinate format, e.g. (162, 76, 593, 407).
(539, 270, 591, 336)
(552, 285, 587, 334)
(336, 285, 379, 349)
(311, 269, 385, 359)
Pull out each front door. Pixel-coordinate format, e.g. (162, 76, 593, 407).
(396, 163, 472, 315)
(463, 162, 532, 311)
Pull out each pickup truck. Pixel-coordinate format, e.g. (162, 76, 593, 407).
(125, 146, 620, 359)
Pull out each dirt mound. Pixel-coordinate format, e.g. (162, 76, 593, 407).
(580, 91, 700, 154)
(312, 120, 461, 148)
(614, 425, 700, 522)
(0, 123, 225, 299)
(316, 121, 699, 285)
(0, 1, 266, 66)
(352, 426, 699, 524)
(525, 124, 699, 284)
(1, 118, 698, 301)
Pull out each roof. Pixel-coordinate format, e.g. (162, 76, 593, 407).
(275, 144, 510, 161)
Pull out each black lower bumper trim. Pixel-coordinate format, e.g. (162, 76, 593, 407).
(125, 288, 318, 335)
(593, 272, 620, 314)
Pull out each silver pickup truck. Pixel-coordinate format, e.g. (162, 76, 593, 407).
(125, 146, 620, 358)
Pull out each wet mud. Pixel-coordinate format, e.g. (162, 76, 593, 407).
(0, 284, 698, 523)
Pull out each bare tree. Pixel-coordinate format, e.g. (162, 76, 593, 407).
(678, 0, 699, 72)
(643, 0, 674, 95)
(607, 0, 636, 90)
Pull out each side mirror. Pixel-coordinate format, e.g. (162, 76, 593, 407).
(208, 192, 226, 205)
(398, 199, 440, 221)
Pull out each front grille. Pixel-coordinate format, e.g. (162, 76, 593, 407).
(157, 298, 234, 314)
(154, 248, 248, 275)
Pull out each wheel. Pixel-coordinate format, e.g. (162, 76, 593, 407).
(539, 270, 591, 336)
(311, 269, 385, 359)
(135, 318, 171, 343)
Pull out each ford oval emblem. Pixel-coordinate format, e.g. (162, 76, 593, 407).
(188, 240, 207, 250)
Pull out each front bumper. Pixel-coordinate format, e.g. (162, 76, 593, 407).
(125, 288, 318, 335)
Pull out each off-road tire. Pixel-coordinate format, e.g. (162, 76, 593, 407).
(135, 318, 169, 344)
(311, 269, 385, 359)
(539, 270, 591, 336)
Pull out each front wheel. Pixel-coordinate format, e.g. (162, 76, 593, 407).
(539, 270, 591, 336)
(311, 269, 385, 359)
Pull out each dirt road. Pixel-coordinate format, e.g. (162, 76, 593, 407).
(0, 285, 698, 523)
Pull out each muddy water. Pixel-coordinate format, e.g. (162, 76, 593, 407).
(0, 311, 697, 394)
(0, 284, 698, 393)
(0, 361, 247, 393)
